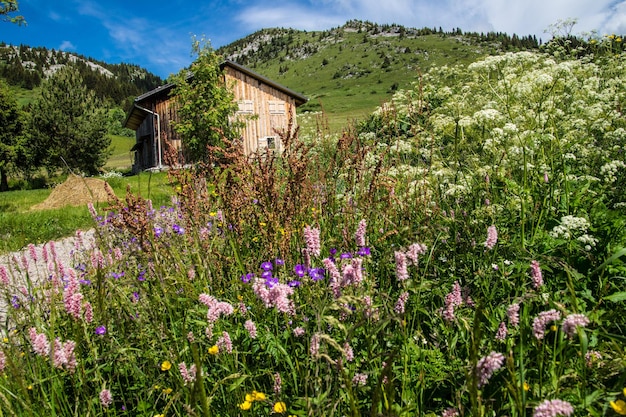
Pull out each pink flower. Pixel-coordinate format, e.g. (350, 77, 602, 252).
(507, 303, 520, 327)
(495, 322, 508, 341)
(395, 251, 409, 281)
(0, 350, 6, 372)
(343, 342, 354, 362)
(217, 331, 233, 354)
(199, 294, 234, 323)
(355, 219, 367, 247)
(304, 225, 321, 257)
(530, 260, 543, 289)
(179, 362, 197, 384)
(442, 408, 459, 417)
(352, 373, 368, 386)
(99, 389, 113, 408)
(533, 399, 574, 417)
(532, 309, 561, 340)
(406, 243, 427, 265)
(252, 278, 295, 315)
(561, 313, 590, 338)
(274, 372, 282, 394)
(0, 265, 9, 285)
(310, 333, 321, 356)
(476, 351, 505, 387)
(484, 225, 498, 249)
(293, 327, 305, 337)
(442, 281, 463, 322)
(29, 328, 49, 357)
(394, 292, 409, 314)
(28, 243, 38, 262)
(244, 320, 257, 339)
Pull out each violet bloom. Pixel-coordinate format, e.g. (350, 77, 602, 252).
(241, 273, 254, 283)
(294, 264, 305, 278)
(288, 280, 301, 287)
(533, 399, 574, 417)
(261, 261, 273, 271)
(95, 326, 107, 336)
(476, 351, 505, 387)
(308, 267, 324, 281)
(275, 258, 285, 266)
(484, 225, 498, 249)
(357, 246, 371, 256)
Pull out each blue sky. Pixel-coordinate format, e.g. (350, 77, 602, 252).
(2, 0, 625, 79)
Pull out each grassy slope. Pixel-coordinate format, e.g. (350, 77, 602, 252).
(222, 30, 497, 131)
(105, 134, 136, 171)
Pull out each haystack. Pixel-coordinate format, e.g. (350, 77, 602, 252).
(31, 175, 114, 210)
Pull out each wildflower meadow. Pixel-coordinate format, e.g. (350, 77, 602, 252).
(1, 42, 626, 416)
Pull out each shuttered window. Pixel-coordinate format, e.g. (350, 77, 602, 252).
(268, 101, 285, 114)
(237, 100, 254, 114)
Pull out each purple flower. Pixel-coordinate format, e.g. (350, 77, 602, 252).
(340, 252, 353, 260)
(288, 280, 301, 287)
(261, 261, 273, 271)
(308, 267, 325, 281)
(154, 226, 163, 238)
(329, 248, 337, 256)
(172, 224, 185, 235)
(294, 264, 306, 278)
(241, 273, 254, 283)
(275, 258, 285, 266)
(357, 246, 371, 256)
(95, 326, 107, 336)
(261, 270, 273, 279)
(110, 271, 125, 279)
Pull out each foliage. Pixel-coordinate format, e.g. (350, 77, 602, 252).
(170, 38, 241, 162)
(0, 78, 26, 190)
(29, 65, 111, 175)
(0, 49, 625, 417)
(0, 0, 23, 25)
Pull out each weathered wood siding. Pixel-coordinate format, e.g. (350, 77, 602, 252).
(224, 66, 297, 156)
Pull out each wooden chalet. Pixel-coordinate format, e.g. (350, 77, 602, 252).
(124, 60, 307, 173)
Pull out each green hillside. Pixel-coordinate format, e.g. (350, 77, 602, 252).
(218, 21, 540, 130)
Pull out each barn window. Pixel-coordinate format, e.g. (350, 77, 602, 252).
(258, 136, 277, 153)
(237, 100, 254, 114)
(268, 101, 285, 115)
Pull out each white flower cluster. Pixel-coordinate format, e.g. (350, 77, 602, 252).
(549, 215, 592, 240)
(600, 160, 625, 183)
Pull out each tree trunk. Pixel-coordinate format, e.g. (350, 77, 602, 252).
(0, 168, 8, 192)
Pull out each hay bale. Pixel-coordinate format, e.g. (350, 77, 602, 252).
(31, 175, 114, 210)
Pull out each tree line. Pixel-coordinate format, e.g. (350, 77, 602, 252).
(0, 43, 163, 110)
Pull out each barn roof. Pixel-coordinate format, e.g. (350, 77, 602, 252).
(124, 61, 307, 130)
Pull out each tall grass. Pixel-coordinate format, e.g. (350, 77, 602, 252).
(0, 49, 625, 417)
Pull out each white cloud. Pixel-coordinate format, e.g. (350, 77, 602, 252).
(234, 0, 623, 41)
(59, 41, 76, 51)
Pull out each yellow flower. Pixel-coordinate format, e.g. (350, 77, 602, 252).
(239, 401, 252, 410)
(523, 382, 530, 392)
(623, 387, 626, 396)
(245, 393, 255, 403)
(162, 388, 173, 395)
(611, 399, 626, 415)
(27, 384, 33, 390)
(550, 324, 558, 332)
(154, 414, 165, 417)
(260, 222, 267, 227)
(209, 211, 217, 217)
(208, 345, 219, 355)
(273, 401, 287, 413)
(2, 337, 7, 343)
(160, 361, 172, 371)
(253, 390, 266, 401)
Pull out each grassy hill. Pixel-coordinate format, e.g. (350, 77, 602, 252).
(218, 21, 539, 130)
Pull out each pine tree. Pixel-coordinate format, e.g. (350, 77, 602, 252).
(29, 65, 110, 175)
(0, 79, 25, 190)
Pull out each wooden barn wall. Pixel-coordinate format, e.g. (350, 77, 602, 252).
(224, 67, 297, 156)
